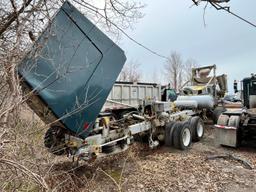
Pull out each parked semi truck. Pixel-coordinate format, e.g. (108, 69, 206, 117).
(18, 1, 204, 161)
(215, 74, 256, 147)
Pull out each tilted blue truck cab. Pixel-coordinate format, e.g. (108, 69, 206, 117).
(18, 1, 126, 139)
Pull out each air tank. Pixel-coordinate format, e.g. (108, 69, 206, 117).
(176, 95, 215, 109)
(174, 100, 198, 109)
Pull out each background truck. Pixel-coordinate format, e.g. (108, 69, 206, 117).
(18, 1, 205, 162)
(215, 74, 256, 147)
(174, 65, 228, 122)
(102, 81, 177, 119)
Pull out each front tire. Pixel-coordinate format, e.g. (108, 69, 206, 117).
(217, 114, 229, 126)
(213, 106, 226, 124)
(165, 121, 176, 146)
(44, 126, 66, 156)
(228, 115, 241, 147)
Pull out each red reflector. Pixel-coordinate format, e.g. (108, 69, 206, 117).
(83, 122, 89, 130)
(214, 125, 237, 130)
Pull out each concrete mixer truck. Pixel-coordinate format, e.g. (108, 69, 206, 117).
(174, 65, 228, 123)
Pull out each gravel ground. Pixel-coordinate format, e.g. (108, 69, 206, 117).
(48, 123, 256, 192)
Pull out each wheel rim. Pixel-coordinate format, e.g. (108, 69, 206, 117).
(182, 128, 191, 147)
(197, 123, 203, 138)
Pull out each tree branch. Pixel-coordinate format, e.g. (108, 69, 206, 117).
(0, 0, 33, 37)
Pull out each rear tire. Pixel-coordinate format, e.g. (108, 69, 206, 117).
(44, 126, 66, 156)
(165, 122, 175, 146)
(190, 116, 204, 142)
(213, 106, 226, 124)
(228, 115, 240, 127)
(217, 114, 229, 126)
(228, 115, 241, 147)
(173, 121, 192, 150)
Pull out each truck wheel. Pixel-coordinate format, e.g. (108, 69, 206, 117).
(165, 121, 176, 146)
(102, 142, 117, 153)
(213, 106, 226, 124)
(173, 121, 192, 150)
(228, 116, 240, 128)
(190, 116, 204, 142)
(44, 126, 66, 156)
(228, 115, 241, 147)
(217, 114, 229, 126)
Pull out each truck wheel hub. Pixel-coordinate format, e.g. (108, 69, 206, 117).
(197, 123, 204, 138)
(182, 128, 191, 147)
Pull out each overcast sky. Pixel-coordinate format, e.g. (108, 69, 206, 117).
(119, 0, 256, 93)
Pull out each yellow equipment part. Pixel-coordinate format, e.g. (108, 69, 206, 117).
(189, 85, 205, 91)
(102, 116, 110, 127)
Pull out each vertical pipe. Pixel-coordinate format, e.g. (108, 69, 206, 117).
(213, 64, 217, 98)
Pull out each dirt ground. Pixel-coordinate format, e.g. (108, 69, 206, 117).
(48, 122, 256, 192)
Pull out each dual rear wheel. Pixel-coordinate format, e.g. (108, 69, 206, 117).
(217, 114, 240, 128)
(217, 114, 241, 147)
(165, 116, 204, 150)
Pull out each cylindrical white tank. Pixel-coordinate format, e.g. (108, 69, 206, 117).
(174, 100, 198, 109)
(177, 95, 215, 109)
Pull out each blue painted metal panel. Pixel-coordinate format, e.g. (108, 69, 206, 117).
(18, 1, 126, 138)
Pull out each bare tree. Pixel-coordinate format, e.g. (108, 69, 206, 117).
(164, 52, 183, 91)
(184, 58, 199, 83)
(151, 68, 160, 84)
(118, 60, 142, 82)
(0, 0, 144, 191)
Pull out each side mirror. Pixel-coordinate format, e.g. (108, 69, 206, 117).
(234, 80, 238, 93)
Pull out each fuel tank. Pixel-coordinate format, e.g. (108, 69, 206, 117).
(176, 95, 215, 109)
